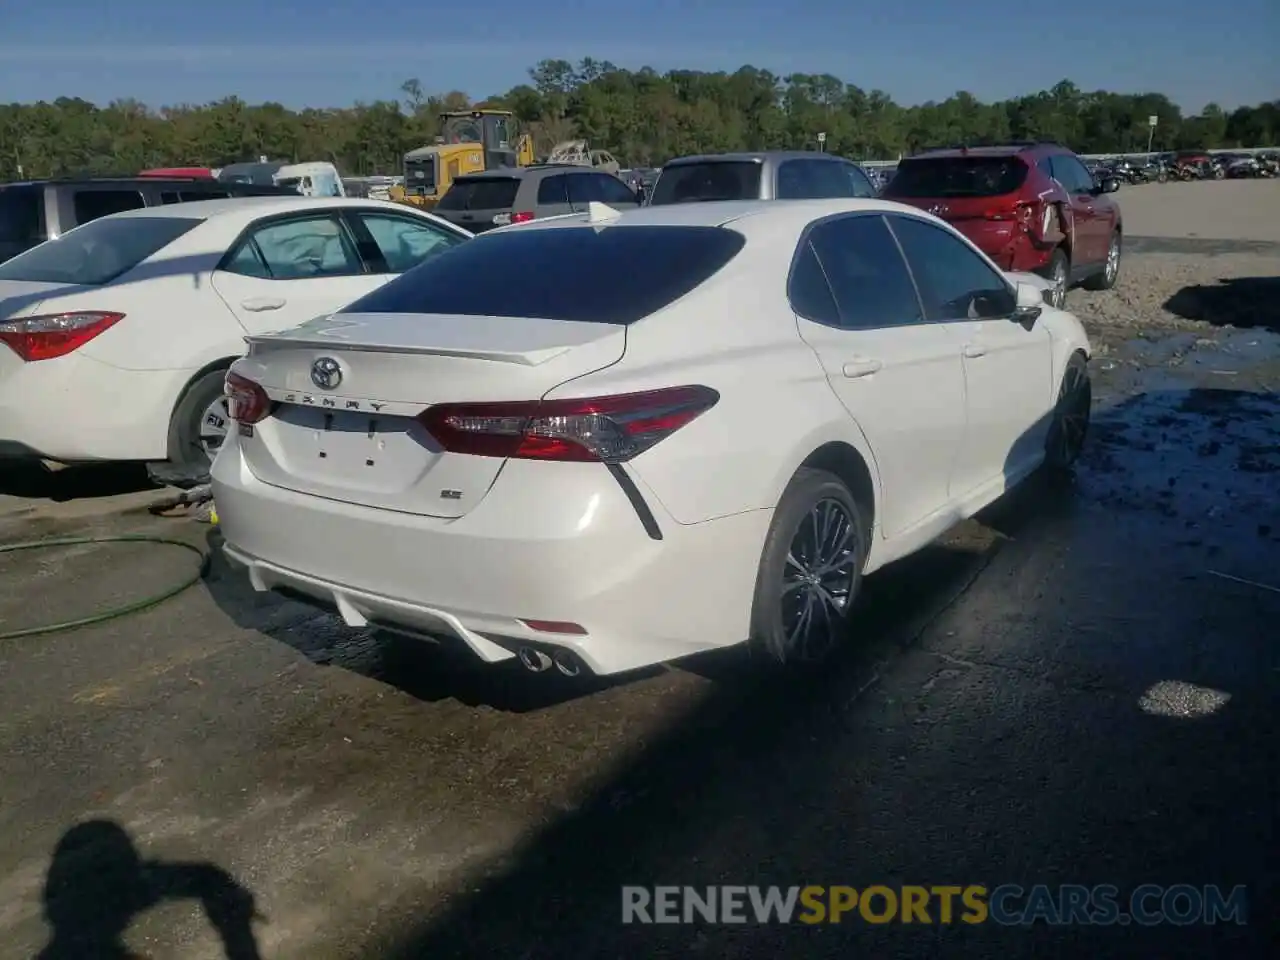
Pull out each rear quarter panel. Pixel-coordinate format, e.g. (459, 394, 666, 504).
(545, 236, 881, 526)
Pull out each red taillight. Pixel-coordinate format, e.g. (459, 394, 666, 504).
(225, 371, 274, 425)
(0, 311, 123, 361)
(418, 385, 720, 463)
(510, 211, 535, 224)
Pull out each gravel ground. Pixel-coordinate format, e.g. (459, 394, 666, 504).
(0, 180, 1276, 960)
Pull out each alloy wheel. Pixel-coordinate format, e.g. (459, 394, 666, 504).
(199, 395, 230, 462)
(1053, 362, 1091, 465)
(1104, 236, 1120, 284)
(780, 498, 859, 662)
(1049, 259, 1068, 308)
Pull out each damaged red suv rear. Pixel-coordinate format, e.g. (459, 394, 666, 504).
(882, 142, 1122, 307)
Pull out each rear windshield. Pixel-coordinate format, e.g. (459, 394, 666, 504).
(342, 225, 746, 325)
(0, 216, 201, 285)
(886, 156, 1028, 198)
(0, 187, 46, 262)
(649, 162, 762, 205)
(437, 178, 520, 211)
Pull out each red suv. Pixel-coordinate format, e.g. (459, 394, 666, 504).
(882, 142, 1122, 307)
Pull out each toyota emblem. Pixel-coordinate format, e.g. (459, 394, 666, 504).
(310, 356, 343, 390)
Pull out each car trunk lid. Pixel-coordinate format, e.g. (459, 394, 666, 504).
(233, 311, 626, 518)
(0, 280, 69, 320)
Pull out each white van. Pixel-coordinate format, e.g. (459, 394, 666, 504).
(273, 162, 346, 197)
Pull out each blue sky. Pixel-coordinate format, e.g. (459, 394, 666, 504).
(2, 0, 1275, 113)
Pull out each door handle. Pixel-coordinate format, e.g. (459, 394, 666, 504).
(240, 297, 286, 312)
(842, 358, 882, 378)
(963, 343, 986, 358)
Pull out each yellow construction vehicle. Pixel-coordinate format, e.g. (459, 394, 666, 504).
(391, 109, 536, 209)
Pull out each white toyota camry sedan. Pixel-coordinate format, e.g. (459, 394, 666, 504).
(0, 196, 470, 475)
(212, 198, 1091, 676)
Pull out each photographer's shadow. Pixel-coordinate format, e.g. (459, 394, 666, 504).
(37, 820, 263, 960)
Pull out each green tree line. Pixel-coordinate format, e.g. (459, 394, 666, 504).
(2, 58, 1277, 181)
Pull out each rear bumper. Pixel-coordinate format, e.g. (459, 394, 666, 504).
(211, 437, 772, 675)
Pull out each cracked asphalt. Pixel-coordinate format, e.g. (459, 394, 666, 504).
(1, 183, 1278, 959)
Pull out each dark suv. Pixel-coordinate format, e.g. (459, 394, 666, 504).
(882, 142, 1122, 307)
(649, 151, 876, 205)
(433, 165, 640, 233)
(0, 177, 296, 263)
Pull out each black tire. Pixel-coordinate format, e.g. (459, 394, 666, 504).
(1045, 353, 1091, 471)
(1083, 230, 1121, 291)
(1041, 247, 1070, 309)
(747, 468, 868, 668)
(164, 369, 230, 479)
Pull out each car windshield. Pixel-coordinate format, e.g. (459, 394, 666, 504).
(886, 156, 1028, 198)
(649, 162, 763, 205)
(0, 216, 201, 285)
(437, 178, 520, 211)
(342, 225, 746, 325)
(0, 187, 46, 263)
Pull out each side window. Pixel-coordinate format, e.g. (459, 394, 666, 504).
(839, 163, 877, 198)
(888, 215, 1015, 321)
(592, 174, 639, 205)
(787, 239, 840, 326)
(73, 189, 145, 223)
(224, 215, 361, 280)
(808, 215, 923, 329)
(355, 212, 466, 273)
(565, 174, 602, 207)
(183, 190, 229, 201)
(536, 175, 570, 205)
(1051, 155, 1092, 194)
(160, 192, 181, 205)
(777, 160, 818, 199)
(222, 240, 271, 279)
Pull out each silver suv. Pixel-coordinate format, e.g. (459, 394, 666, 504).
(648, 151, 877, 205)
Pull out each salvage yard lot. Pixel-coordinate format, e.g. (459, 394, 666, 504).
(1, 181, 1278, 959)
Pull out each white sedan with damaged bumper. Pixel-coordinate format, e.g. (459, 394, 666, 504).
(212, 198, 1092, 676)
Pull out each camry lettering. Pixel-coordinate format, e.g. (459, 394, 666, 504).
(282, 393, 386, 411)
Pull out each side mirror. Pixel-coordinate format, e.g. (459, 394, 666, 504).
(1098, 177, 1120, 193)
(1013, 281, 1044, 323)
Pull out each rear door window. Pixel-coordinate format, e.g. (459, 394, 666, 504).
(0, 216, 200, 285)
(536, 175, 570, 205)
(565, 173, 603, 208)
(807, 215, 923, 329)
(1049, 155, 1094, 194)
(341, 225, 746, 325)
(885, 157, 1028, 198)
(437, 178, 520, 212)
(72, 189, 147, 224)
(0, 187, 46, 261)
(224, 215, 363, 280)
(649, 162, 762, 204)
(591, 174, 639, 205)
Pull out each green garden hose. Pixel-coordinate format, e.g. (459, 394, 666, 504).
(0, 535, 208, 641)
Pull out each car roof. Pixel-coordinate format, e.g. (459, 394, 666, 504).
(452, 165, 607, 182)
(496, 197, 922, 235)
(907, 142, 1067, 160)
(101, 195, 410, 222)
(663, 151, 854, 166)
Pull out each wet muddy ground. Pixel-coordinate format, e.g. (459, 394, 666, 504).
(1, 186, 1278, 958)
